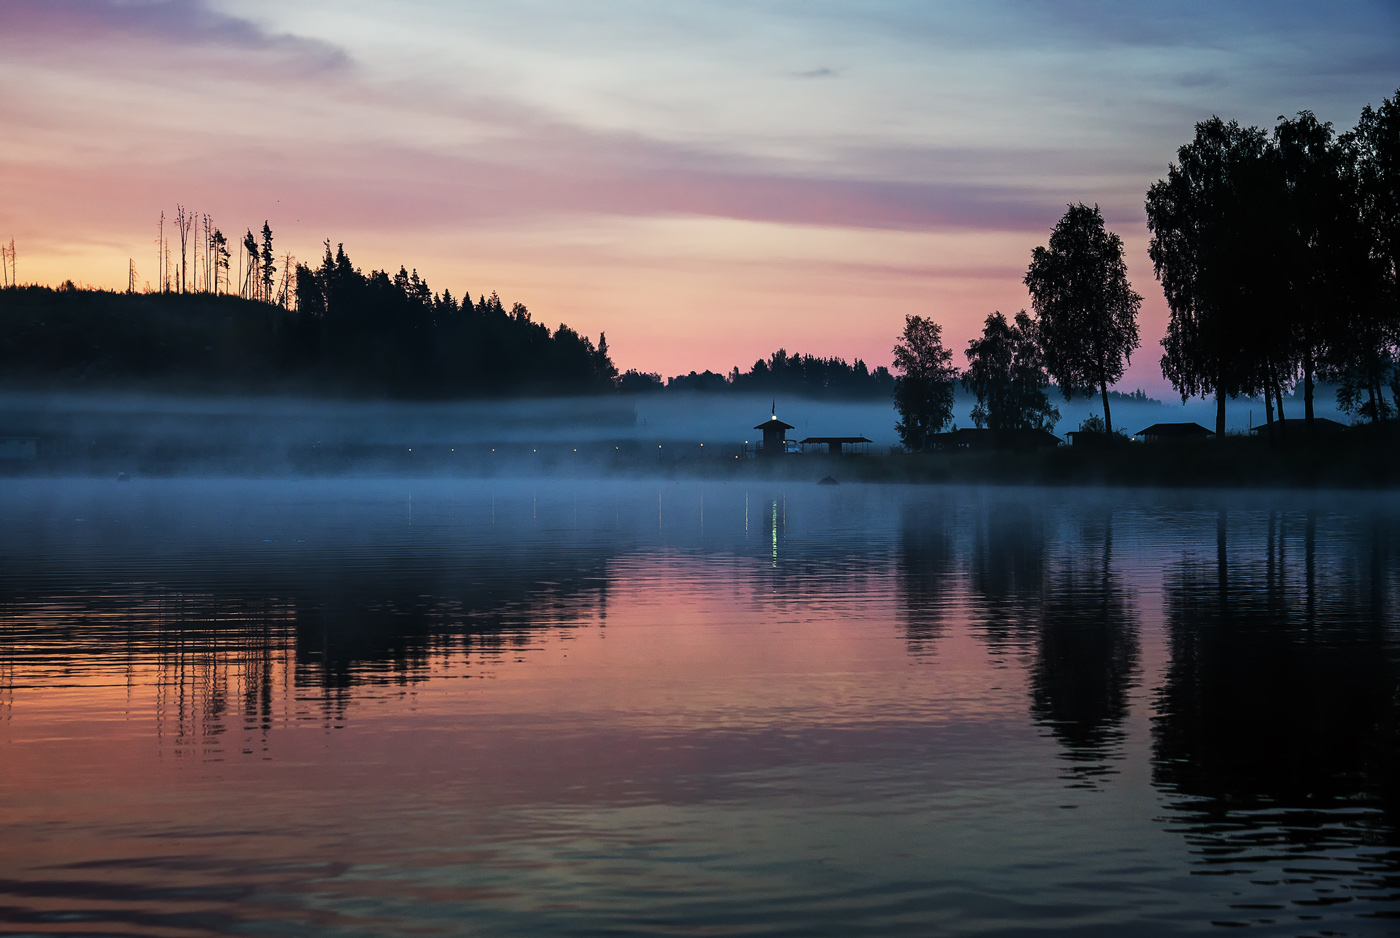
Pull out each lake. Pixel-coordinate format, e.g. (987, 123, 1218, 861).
(2, 478, 1398, 936)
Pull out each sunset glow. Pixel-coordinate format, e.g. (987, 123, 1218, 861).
(3, 0, 1397, 390)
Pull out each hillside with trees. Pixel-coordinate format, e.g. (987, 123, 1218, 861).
(0, 242, 618, 398)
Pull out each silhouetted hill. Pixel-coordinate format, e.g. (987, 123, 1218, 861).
(0, 278, 616, 399)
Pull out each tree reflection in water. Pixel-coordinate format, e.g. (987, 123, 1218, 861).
(1154, 507, 1400, 918)
(0, 530, 613, 759)
(898, 495, 1140, 782)
(895, 495, 958, 656)
(1031, 506, 1138, 785)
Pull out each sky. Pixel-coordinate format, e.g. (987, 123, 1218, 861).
(2, 0, 1398, 394)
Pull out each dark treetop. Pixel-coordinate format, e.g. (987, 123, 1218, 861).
(1025, 203, 1141, 437)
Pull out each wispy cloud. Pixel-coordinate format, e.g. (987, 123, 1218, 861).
(0, 0, 348, 71)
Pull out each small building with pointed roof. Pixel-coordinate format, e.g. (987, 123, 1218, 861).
(754, 407, 796, 457)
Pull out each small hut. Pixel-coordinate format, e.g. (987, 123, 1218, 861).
(754, 407, 796, 457)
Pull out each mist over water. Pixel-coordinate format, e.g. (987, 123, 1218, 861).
(2, 477, 1399, 936)
(0, 389, 1354, 483)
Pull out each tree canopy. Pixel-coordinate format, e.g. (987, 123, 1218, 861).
(962, 311, 1059, 432)
(0, 244, 618, 399)
(892, 315, 958, 451)
(1024, 204, 1141, 435)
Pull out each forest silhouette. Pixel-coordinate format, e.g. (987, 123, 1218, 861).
(2, 88, 1398, 417)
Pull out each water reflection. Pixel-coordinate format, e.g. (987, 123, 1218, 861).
(967, 495, 1045, 652)
(4, 481, 1400, 936)
(1153, 507, 1400, 926)
(0, 481, 616, 757)
(1031, 508, 1138, 780)
(896, 496, 1141, 779)
(895, 496, 956, 654)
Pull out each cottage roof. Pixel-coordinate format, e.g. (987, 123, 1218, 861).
(1135, 422, 1214, 438)
(754, 416, 795, 431)
(1248, 417, 1347, 434)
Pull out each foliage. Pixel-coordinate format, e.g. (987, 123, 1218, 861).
(1144, 96, 1400, 429)
(667, 370, 730, 392)
(1146, 118, 1282, 434)
(621, 350, 895, 399)
(293, 243, 616, 396)
(728, 349, 894, 399)
(1272, 111, 1352, 421)
(1024, 203, 1141, 435)
(1075, 413, 1128, 439)
(961, 310, 1060, 431)
(618, 369, 664, 393)
(892, 315, 958, 451)
(0, 245, 618, 398)
(1328, 93, 1400, 421)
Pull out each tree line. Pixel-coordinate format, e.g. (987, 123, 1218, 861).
(291, 242, 617, 395)
(619, 349, 895, 399)
(1148, 94, 1400, 434)
(893, 87, 1400, 448)
(0, 241, 617, 398)
(893, 203, 1140, 450)
(145, 207, 300, 308)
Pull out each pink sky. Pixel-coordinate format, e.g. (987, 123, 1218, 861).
(2, 0, 1397, 394)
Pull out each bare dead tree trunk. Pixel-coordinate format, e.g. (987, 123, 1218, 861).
(175, 204, 193, 295)
(278, 251, 294, 309)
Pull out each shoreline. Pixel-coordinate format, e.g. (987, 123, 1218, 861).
(3, 431, 1399, 489)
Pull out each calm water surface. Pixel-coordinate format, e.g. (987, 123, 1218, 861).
(2, 478, 1399, 937)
